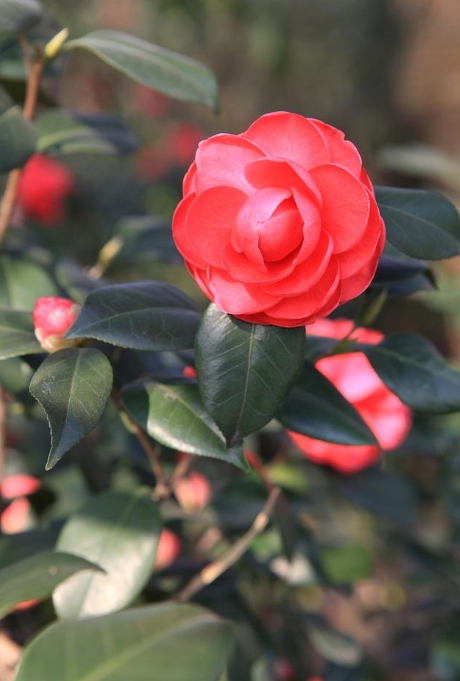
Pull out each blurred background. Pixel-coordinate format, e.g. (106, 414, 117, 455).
(5, 2, 460, 680)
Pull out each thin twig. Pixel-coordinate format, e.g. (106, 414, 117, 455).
(131, 422, 168, 498)
(168, 454, 193, 489)
(111, 387, 168, 497)
(173, 487, 281, 602)
(0, 43, 44, 250)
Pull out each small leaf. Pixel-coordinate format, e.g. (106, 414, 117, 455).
(0, 255, 57, 309)
(0, 307, 42, 359)
(277, 361, 377, 445)
(37, 110, 138, 156)
(65, 30, 219, 111)
(0, 106, 36, 172)
(309, 623, 362, 667)
(67, 281, 201, 351)
(122, 380, 247, 470)
(53, 489, 161, 619)
(0, 0, 43, 33)
(320, 544, 373, 585)
(0, 357, 33, 396)
(196, 305, 305, 446)
(29, 348, 113, 469)
(15, 602, 234, 681)
(361, 333, 460, 413)
(376, 186, 460, 260)
(0, 551, 102, 619)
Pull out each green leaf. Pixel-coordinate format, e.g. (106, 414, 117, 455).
(195, 305, 305, 446)
(336, 468, 417, 522)
(0, 255, 57, 309)
(276, 361, 377, 445)
(0, 0, 43, 33)
(375, 186, 460, 260)
(122, 380, 247, 470)
(15, 602, 234, 681)
(29, 348, 113, 470)
(0, 307, 42, 359)
(36, 110, 138, 156)
(361, 333, 460, 414)
(320, 544, 373, 585)
(0, 551, 101, 619)
(65, 30, 219, 111)
(309, 623, 362, 667)
(0, 357, 33, 395)
(53, 489, 161, 619)
(0, 106, 36, 172)
(67, 281, 201, 351)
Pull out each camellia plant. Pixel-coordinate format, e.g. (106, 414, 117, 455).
(2, 1, 460, 680)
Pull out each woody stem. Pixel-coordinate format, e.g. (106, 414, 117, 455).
(0, 41, 44, 250)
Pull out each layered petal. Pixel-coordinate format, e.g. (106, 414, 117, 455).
(243, 111, 329, 168)
(309, 164, 371, 253)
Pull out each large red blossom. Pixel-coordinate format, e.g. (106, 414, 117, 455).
(288, 318, 412, 473)
(173, 112, 385, 327)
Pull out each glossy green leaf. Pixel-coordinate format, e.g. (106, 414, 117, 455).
(37, 110, 138, 156)
(0, 255, 57, 309)
(0, 527, 60, 571)
(0, 0, 43, 33)
(376, 186, 460, 260)
(361, 333, 460, 413)
(196, 305, 305, 446)
(67, 281, 201, 351)
(320, 544, 373, 584)
(0, 106, 36, 172)
(276, 360, 377, 445)
(65, 30, 219, 111)
(0, 307, 42, 359)
(122, 380, 247, 470)
(0, 551, 101, 619)
(29, 348, 113, 469)
(16, 602, 234, 681)
(53, 489, 161, 619)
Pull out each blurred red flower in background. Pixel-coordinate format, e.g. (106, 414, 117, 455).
(287, 318, 412, 473)
(17, 154, 74, 226)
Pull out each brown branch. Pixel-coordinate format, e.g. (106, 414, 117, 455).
(173, 487, 280, 602)
(111, 388, 167, 497)
(0, 43, 44, 250)
(131, 422, 168, 498)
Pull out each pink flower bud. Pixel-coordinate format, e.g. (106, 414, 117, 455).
(174, 472, 212, 512)
(33, 296, 81, 353)
(155, 528, 181, 570)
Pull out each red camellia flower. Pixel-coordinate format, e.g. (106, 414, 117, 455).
(287, 318, 412, 473)
(33, 296, 81, 353)
(17, 154, 74, 225)
(155, 528, 181, 570)
(172, 112, 385, 327)
(174, 472, 212, 512)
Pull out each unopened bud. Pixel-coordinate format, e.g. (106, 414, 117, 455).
(33, 296, 81, 353)
(44, 28, 69, 61)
